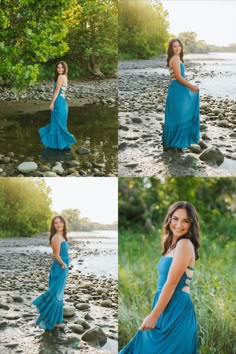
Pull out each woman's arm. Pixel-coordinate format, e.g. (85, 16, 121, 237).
(170, 56, 199, 92)
(50, 75, 65, 111)
(139, 239, 194, 330)
(51, 238, 67, 269)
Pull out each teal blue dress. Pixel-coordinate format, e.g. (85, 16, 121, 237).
(32, 241, 69, 330)
(39, 84, 76, 150)
(120, 256, 198, 354)
(162, 63, 200, 148)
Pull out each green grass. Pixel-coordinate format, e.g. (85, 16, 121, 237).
(119, 230, 236, 353)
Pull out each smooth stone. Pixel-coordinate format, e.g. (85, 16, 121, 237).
(12, 295, 24, 303)
(44, 171, 58, 177)
(17, 162, 38, 173)
(65, 160, 80, 167)
(199, 147, 224, 164)
(63, 306, 76, 317)
(1, 157, 11, 163)
(213, 108, 224, 114)
(97, 287, 108, 295)
(68, 324, 84, 334)
(52, 165, 64, 175)
(3, 312, 21, 320)
(81, 326, 107, 346)
(74, 319, 91, 329)
(118, 142, 127, 150)
(131, 117, 143, 124)
(77, 147, 90, 155)
(38, 284, 45, 291)
(189, 144, 201, 154)
(198, 140, 208, 149)
(75, 303, 90, 310)
(124, 162, 139, 168)
(0, 320, 7, 329)
(217, 119, 229, 128)
(0, 303, 10, 310)
(100, 299, 113, 307)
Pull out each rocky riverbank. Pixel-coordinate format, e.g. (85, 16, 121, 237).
(118, 57, 236, 177)
(0, 235, 118, 354)
(0, 79, 118, 177)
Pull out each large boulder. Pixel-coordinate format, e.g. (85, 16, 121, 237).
(199, 147, 224, 164)
(81, 326, 107, 347)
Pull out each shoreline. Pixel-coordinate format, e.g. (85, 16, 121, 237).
(118, 56, 236, 177)
(0, 235, 118, 354)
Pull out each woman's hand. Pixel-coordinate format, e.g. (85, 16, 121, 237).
(139, 313, 158, 331)
(61, 263, 67, 270)
(50, 103, 54, 111)
(191, 85, 199, 92)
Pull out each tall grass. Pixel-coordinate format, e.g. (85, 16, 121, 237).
(119, 230, 236, 353)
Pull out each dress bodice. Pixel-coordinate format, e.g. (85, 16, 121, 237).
(157, 256, 194, 292)
(169, 62, 185, 80)
(60, 241, 69, 264)
(53, 82, 67, 96)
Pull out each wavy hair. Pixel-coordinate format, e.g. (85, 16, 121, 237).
(161, 201, 200, 260)
(54, 61, 68, 82)
(167, 38, 184, 67)
(49, 215, 68, 244)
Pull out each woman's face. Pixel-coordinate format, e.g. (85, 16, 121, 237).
(54, 217, 64, 233)
(57, 63, 65, 75)
(169, 208, 191, 238)
(172, 41, 182, 56)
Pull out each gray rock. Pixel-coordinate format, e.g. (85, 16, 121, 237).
(75, 303, 90, 310)
(68, 324, 84, 334)
(44, 171, 58, 177)
(38, 284, 45, 291)
(3, 312, 21, 320)
(132, 117, 143, 124)
(17, 162, 38, 174)
(1, 157, 11, 164)
(65, 160, 80, 167)
(0, 320, 7, 329)
(198, 140, 208, 149)
(100, 299, 113, 307)
(63, 306, 76, 317)
(74, 319, 91, 329)
(12, 295, 24, 303)
(189, 144, 201, 154)
(81, 326, 107, 347)
(213, 108, 224, 114)
(52, 165, 64, 175)
(182, 154, 198, 167)
(0, 303, 10, 310)
(97, 287, 108, 295)
(217, 119, 229, 128)
(199, 147, 224, 164)
(77, 147, 90, 155)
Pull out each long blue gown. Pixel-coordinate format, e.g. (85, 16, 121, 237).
(32, 241, 69, 330)
(162, 63, 200, 148)
(120, 256, 198, 354)
(39, 84, 77, 150)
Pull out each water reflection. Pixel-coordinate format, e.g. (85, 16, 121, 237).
(40, 148, 75, 163)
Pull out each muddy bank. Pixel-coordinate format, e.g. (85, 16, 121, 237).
(0, 234, 118, 354)
(118, 57, 236, 177)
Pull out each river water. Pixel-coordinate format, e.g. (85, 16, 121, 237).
(185, 52, 236, 99)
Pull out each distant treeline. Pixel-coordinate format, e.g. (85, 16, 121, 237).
(0, 0, 117, 89)
(118, 1, 236, 59)
(60, 208, 117, 231)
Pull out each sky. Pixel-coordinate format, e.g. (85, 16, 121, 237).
(161, 1, 236, 46)
(44, 178, 118, 224)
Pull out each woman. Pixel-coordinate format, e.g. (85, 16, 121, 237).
(32, 216, 69, 330)
(162, 39, 200, 150)
(120, 201, 200, 354)
(39, 61, 77, 150)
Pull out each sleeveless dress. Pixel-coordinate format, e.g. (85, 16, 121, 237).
(162, 63, 200, 149)
(32, 241, 69, 330)
(39, 84, 77, 150)
(119, 256, 198, 354)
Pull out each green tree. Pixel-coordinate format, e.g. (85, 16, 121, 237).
(0, 0, 75, 89)
(119, 0, 169, 59)
(65, 0, 118, 77)
(61, 208, 80, 224)
(0, 178, 52, 236)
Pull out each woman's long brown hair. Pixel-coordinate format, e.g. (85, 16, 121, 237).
(49, 215, 68, 244)
(167, 38, 184, 67)
(54, 61, 68, 82)
(161, 201, 200, 260)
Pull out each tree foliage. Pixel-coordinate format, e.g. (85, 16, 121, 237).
(0, 178, 52, 237)
(0, 0, 75, 89)
(0, 0, 117, 89)
(65, 0, 118, 78)
(119, 177, 236, 245)
(118, 0, 169, 59)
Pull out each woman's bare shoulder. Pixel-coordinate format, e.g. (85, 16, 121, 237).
(176, 238, 194, 252)
(169, 55, 180, 67)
